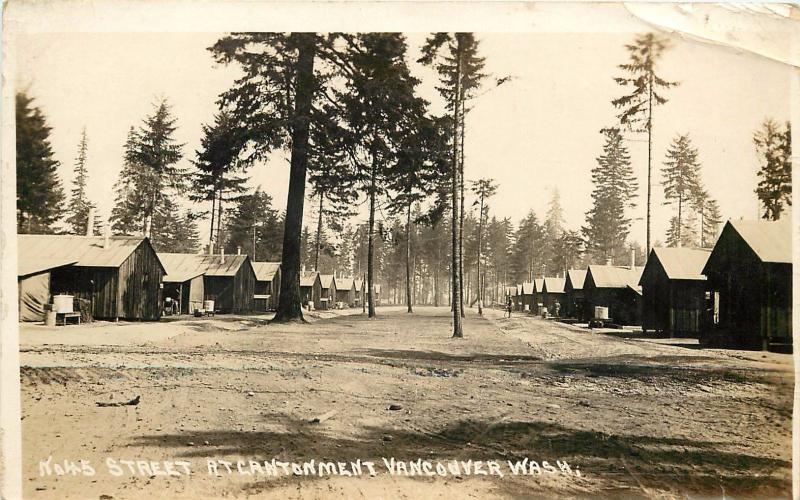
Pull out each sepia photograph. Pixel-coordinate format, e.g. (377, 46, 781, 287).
(0, 2, 796, 498)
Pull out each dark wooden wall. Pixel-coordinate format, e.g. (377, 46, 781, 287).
(205, 262, 255, 313)
(641, 259, 706, 336)
(584, 282, 642, 326)
(543, 292, 565, 316)
(50, 266, 118, 319)
(118, 241, 164, 320)
(703, 228, 792, 349)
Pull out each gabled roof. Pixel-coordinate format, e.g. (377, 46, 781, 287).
(337, 277, 355, 290)
(645, 247, 710, 282)
(587, 264, 643, 290)
(300, 271, 320, 287)
(728, 219, 791, 264)
(543, 277, 566, 294)
(18, 235, 159, 276)
(534, 278, 544, 293)
(252, 261, 281, 282)
(505, 286, 517, 296)
(521, 282, 534, 295)
(354, 279, 364, 290)
(158, 253, 252, 282)
(566, 269, 587, 291)
(205, 255, 250, 277)
(516, 284, 522, 295)
(319, 274, 336, 290)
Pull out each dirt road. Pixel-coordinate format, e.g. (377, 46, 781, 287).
(18, 306, 793, 499)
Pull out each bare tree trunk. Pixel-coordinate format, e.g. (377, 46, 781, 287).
(646, 74, 654, 255)
(209, 188, 217, 250)
(451, 35, 464, 338)
(459, 108, 466, 318)
(405, 202, 413, 313)
(367, 153, 378, 318)
(314, 194, 323, 270)
(274, 33, 316, 323)
(216, 189, 224, 250)
(477, 194, 484, 315)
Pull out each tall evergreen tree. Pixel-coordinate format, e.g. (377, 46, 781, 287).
(190, 110, 249, 250)
(661, 133, 702, 246)
(335, 33, 427, 318)
(65, 127, 100, 235)
(211, 32, 356, 323)
(542, 188, 565, 275)
(16, 92, 65, 234)
(470, 178, 497, 315)
(150, 199, 200, 253)
(224, 188, 284, 261)
(754, 118, 792, 221)
(582, 128, 638, 264)
(612, 33, 678, 254)
(110, 100, 185, 240)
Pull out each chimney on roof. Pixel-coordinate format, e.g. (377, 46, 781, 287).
(103, 225, 110, 250)
(221, 246, 226, 264)
(302, 264, 306, 273)
(143, 216, 152, 239)
(630, 248, 636, 270)
(237, 245, 241, 256)
(86, 208, 95, 237)
(606, 257, 612, 266)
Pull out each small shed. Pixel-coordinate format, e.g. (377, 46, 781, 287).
(336, 277, 356, 307)
(319, 274, 337, 310)
(640, 247, 711, 337)
(204, 255, 256, 313)
(542, 277, 566, 316)
(252, 261, 281, 311)
(159, 253, 256, 314)
(583, 265, 643, 325)
(300, 271, 322, 309)
(18, 259, 77, 321)
(701, 219, 792, 351)
(158, 253, 206, 315)
(520, 282, 534, 312)
(18, 235, 165, 321)
(564, 269, 587, 321)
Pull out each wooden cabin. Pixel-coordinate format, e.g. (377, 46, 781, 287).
(533, 278, 545, 312)
(252, 262, 281, 311)
(701, 219, 792, 351)
(514, 284, 523, 311)
(336, 277, 356, 307)
(373, 284, 383, 306)
(542, 277, 566, 316)
(564, 269, 587, 321)
(583, 265, 643, 325)
(520, 282, 534, 312)
(300, 271, 322, 309)
(203, 255, 256, 313)
(18, 235, 165, 321)
(158, 253, 206, 314)
(318, 274, 336, 310)
(159, 253, 256, 314)
(640, 247, 711, 337)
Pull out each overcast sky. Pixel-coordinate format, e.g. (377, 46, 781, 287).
(12, 5, 793, 247)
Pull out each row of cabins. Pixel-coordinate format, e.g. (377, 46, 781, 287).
(507, 219, 792, 351)
(300, 271, 379, 310)
(17, 234, 377, 320)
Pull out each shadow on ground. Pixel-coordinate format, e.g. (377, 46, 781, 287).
(129, 414, 790, 498)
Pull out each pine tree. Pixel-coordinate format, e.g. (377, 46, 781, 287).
(661, 134, 702, 246)
(470, 178, 497, 315)
(612, 33, 679, 254)
(110, 100, 185, 239)
(543, 188, 565, 275)
(211, 32, 356, 323)
(150, 199, 200, 253)
(16, 92, 65, 234)
(582, 128, 638, 264)
(754, 118, 792, 221)
(692, 188, 724, 248)
(65, 127, 100, 235)
(335, 33, 427, 318)
(190, 110, 249, 251)
(665, 214, 698, 248)
(224, 188, 283, 261)
(552, 230, 583, 276)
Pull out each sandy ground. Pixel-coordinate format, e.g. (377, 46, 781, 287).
(18, 306, 793, 499)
